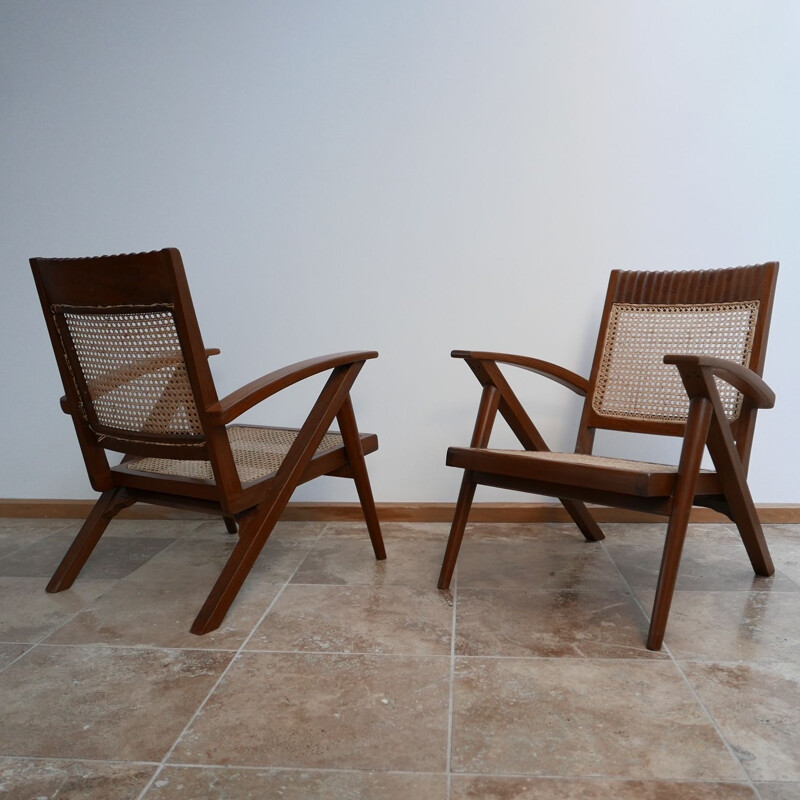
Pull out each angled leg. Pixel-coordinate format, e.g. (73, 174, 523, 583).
(47, 488, 134, 592)
(706, 413, 774, 576)
(438, 384, 500, 590)
(191, 364, 360, 635)
(647, 397, 712, 651)
(560, 498, 605, 542)
(438, 470, 477, 590)
(473, 360, 604, 543)
(500, 395, 605, 542)
(337, 395, 385, 560)
(191, 493, 284, 635)
(223, 515, 238, 535)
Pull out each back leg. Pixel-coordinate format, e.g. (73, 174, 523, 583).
(47, 489, 134, 592)
(223, 515, 238, 535)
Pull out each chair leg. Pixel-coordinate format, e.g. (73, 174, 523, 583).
(647, 395, 712, 651)
(223, 515, 238, 535)
(646, 512, 691, 651)
(337, 395, 385, 560)
(559, 498, 605, 542)
(718, 459, 774, 576)
(438, 471, 477, 590)
(193, 366, 361, 634)
(190, 495, 284, 635)
(729, 500, 774, 577)
(705, 419, 774, 577)
(46, 489, 133, 592)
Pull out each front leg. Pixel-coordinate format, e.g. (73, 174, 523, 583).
(438, 384, 500, 590)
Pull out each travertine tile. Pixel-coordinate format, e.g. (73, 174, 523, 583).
(682, 661, 800, 781)
(248, 583, 452, 654)
(765, 539, 800, 588)
(450, 776, 758, 799)
(762, 525, 800, 548)
(189, 518, 327, 541)
(0, 757, 155, 800)
(323, 521, 449, 541)
(0, 645, 232, 761)
(46, 539, 284, 649)
(0, 577, 115, 642)
(56, 519, 206, 539)
(607, 543, 798, 592)
(755, 782, 800, 800)
(600, 522, 739, 546)
(145, 765, 448, 799)
(292, 530, 444, 589)
(1, 518, 798, 791)
(0, 643, 29, 670)
(0, 519, 74, 559)
(637, 590, 800, 661)
(463, 522, 588, 544)
(452, 658, 744, 780)
(0, 519, 76, 536)
(88, 531, 316, 587)
(455, 587, 661, 659)
(455, 538, 623, 591)
(170, 653, 450, 771)
(0, 533, 176, 580)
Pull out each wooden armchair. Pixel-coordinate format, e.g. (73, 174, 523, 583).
(438, 263, 778, 650)
(31, 248, 385, 634)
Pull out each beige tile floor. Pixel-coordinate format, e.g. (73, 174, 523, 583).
(0, 517, 799, 799)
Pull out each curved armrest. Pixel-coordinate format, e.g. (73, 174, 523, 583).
(452, 350, 589, 396)
(664, 354, 775, 409)
(206, 350, 378, 424)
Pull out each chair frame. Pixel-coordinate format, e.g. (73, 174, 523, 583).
(31, 248, 385, 634)
(438, 263, 778, 650)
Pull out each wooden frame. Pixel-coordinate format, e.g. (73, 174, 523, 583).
(438, 263, 779, 650)
(31, 248, 385, 634)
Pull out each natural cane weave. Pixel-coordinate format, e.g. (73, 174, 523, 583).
(126, 426, 346, 484)
(490, 450, 705, 473)
(593, 301, 759, 423)
(53, 305, 203, 439)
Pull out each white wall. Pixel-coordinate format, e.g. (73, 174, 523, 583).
(2, 0, 798, 503)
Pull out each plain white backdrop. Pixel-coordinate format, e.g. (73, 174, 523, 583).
(2, 1, 798, 503)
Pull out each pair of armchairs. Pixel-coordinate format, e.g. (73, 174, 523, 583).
(31, 250, 778, 650)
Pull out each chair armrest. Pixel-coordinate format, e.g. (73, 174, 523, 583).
(664, 354, 775, 409)
(206, 348, 221, 357)
(206, 350, 378, 424)
(452, 350, 589, 396)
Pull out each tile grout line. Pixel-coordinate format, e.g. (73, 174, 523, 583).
(670, 656, 766, 795)
(598, 536, 651, 621)
(5, 520, 797, 794)
(134, 522, 331, 800)
(601, 537, 758, 791)
(446, 568, 458, 800)
(0, 528, 204, 675)
(158, 761, 446, 776)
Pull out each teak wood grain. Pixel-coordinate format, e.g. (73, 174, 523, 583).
(31, 248, 385, 634)
(439, 262, 779, 651)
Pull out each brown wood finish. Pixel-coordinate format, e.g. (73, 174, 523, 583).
(30, 248, 385, 634)
(438, 263, 779, 650)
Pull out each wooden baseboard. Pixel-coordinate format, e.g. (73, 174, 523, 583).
(1, 499, 798, 524)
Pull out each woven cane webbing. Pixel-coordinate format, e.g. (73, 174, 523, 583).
(593, 301, 759, 423)
(57, 306, 203, 438)
(126, 426, 345, 484)
(491, 450, 682, 473)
